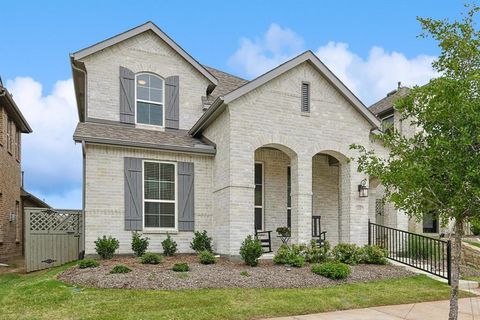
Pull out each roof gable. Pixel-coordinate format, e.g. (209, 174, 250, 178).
(190, 51, 381, 135)
(71, 22, 218, 90)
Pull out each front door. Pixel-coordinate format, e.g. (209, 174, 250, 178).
(254, 162, 264, 231)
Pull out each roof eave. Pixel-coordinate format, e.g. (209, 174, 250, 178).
(70, 56, 87, 122)
(0, 88, 32, 133)
(189, 97, 225, 136)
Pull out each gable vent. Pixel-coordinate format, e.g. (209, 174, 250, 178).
(301, 82, 310, 112)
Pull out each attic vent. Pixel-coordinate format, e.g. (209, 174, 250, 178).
(301, 82, 310, 112)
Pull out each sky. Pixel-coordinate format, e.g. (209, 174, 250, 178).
(0, 1, 469, 209)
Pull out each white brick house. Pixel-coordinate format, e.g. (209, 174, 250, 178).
(72, 22, 407, 257)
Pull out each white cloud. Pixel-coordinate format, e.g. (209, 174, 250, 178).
(6, 77, 81, 209)
(228, 23, 304, 78)
(228, 24, 438, 104)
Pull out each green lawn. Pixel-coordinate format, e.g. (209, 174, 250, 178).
(464, 240, 480, 249)
(0, 263, 471, 320)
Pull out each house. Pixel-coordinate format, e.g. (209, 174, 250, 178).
(369, 84, 445, 236)
(71, 22, 407, 257)
(0, 78, 33, 260)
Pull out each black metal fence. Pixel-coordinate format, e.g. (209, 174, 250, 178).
(368, 220, 451, 284)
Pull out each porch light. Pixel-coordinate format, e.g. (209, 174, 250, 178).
(358, 179, 369, 197)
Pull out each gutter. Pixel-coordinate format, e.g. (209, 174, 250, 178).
(189, 97, 225, 136)
(70, 55, 88, 122)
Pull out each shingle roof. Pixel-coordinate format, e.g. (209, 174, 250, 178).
(369, 87, 410, 116)
(202, 66, 248, 106)
(74, 122, 215, 155)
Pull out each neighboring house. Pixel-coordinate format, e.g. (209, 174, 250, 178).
(369, 85, 445, 236)
(72, 22, 407, 257)
(0, 78, 33, 260)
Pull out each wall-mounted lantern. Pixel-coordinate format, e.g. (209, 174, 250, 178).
(358, 179, 369, 197)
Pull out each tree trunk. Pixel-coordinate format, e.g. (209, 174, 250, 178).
(448, 219, 464, 320)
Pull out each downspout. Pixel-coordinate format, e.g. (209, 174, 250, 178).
(81, 140, 86, 257)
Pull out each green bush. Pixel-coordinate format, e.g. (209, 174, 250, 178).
(190, 230, 213, 252)
(131, 232, 149, 257)
(198, 250, 216, 265)
(273, 245, 304, 267)
(306, 240, 330, 263)
(471, 220, 480, 236)
(239, 235, 263, 267)
(402, 235, 441, 260)
(162, 234, 178, 256)
(240, 271, 250, 277)
(359, 245, 388, 265)
(172, 263, 189, 272)
(110, 265, 132, 274)
(94, 236, 119, 259)
(78, 259, 99, 269)
(140, 252, 163, 265)
(311, 262, 351, 280)
(331, 243, 361, 265)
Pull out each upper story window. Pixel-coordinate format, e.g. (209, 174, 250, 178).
(382, 115, 394, 132)
(135, 73, 164, 127)
(6, 117, 12, 153)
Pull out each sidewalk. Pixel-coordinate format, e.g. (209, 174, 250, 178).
(268, 298, 480, 320)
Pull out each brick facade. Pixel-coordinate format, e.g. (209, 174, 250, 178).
(0, 105, 23, 260)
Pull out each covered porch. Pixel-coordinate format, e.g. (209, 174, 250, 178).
(253, 146, 354, 252)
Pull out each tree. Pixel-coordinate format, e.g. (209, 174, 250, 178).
(351, 4, 480, 320)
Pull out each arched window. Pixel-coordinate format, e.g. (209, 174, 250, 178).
(135, 73, 164, 126)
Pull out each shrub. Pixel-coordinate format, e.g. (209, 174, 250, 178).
(131, 231, 149, 257)
(471, 220, 480, 236)
(306, 240, 330, 263)
(190, 230, 213, 252)
(162, 234, 178, 256)
(239, 235, 263, 267)
(172, 263, 189, 272)
(273, 245, 304, 267)
(359, 245, 388, 265)
(276, 227, 291, 237)
(401, 235, 440, 260)
(331, 243, 361, 265)
(110, 265, 132, 274)
(311, 262, 351, 280)
(273, 245, 291, 265)
(198, 250, 216, 265)
(78, 259, 99, 269)
(140, 252, 163, 265)
(94, 236, 119, 259)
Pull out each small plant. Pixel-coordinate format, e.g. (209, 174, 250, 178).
(240, 271, 250, 277)
(311, 262, 351, 280)
(331, 243, 361, 265)
(78, 259, 99, 269)
(273, 245, 306, 267)
(162, 234, 178, 256)
(131, 231, 149, 257)
(172, 263, 190, 272)
(110, 265, 132, 274)
(239, 235, 263, 267)
(140, 252, 163, 265)
(198, 250, 216, 265)
(471, 220, 480, 236)
(276, 227, 291, 237)
(306, 240, 330, 263)
(359, 245, 388, 265)
(190, 230, 213, 252)
(94, 236, 119, 259)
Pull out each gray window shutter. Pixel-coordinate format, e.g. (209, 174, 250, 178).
(120, 66, 135, 124)
(301, 82, 310, 112)
(165, 76, 179, 129)
(124, 157, 143, 230)
(178, 162, 194, 231)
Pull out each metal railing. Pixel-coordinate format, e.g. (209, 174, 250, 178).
(368, 220, 451, 284)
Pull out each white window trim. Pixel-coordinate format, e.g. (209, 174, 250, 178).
(135, 73, 166, 128)
(142, 160, 178, 232)
(254, 161, 265, 231)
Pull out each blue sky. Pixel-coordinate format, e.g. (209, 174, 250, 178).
(0, 1, 468, 208)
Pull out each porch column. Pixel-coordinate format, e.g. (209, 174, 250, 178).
(290, 154, 312, 244)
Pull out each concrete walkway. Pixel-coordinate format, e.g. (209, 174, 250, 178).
(268, 298, 480, 320)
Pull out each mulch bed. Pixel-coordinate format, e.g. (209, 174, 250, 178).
(58, 255, 414, 290)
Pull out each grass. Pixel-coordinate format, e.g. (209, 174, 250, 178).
(463, 240, 480, 249)
(0, 263, 473, 320)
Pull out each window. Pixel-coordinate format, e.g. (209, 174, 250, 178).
(6, 117, 12, 153)
(15, 201, 20, 243)
(136, 73, 164, 126)
(287, 166, 291, 228)
(15, 128, 20, 160)
(254, 162, 264, 231)
(423, 212, 439, 233)
(301, 82, 310, 112)
(143, 161, 176, 230)
(382, 115, 394, 132)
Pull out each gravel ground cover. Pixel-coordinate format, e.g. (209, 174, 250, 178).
(59, 254, 414, 290)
